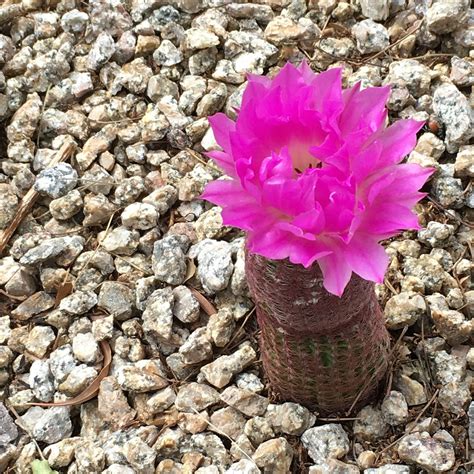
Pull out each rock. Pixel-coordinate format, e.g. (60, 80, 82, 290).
(72, 332, 100, 363)
(398, 432, 455, 472)
(244, 416, 275, 445)
(309, 459, 359, 473)
(184, 28, 220, 51)
(301, 424, 350, 464)
(122, 203, 158, 230)
(264, 16, 305, 45)
(384, 291, 426, 330)
(438, 381, 471, 415)
(19, 236, 84, 267)
(0, 347, 13, 369)
(32, 407, 73, 443)
(153, 40, 182, 66)
(364, 465, 411, 473)
(418, 221, 454, 248)
(450, 56, 474, 87)
(266, 402, 316, 436)
(406, 416, 441, 436)
(44, 438, 81, 469)
(432, 173, 464, 209)
(201, 345, 256, 388)
(152, 235, 190, 285)
(142, 287, 174, 342)
(381, 391, 409, 426)
(433, 82, 473, 152)
(175, 383, 220, 412)
(431, 307, 471, 345)
(207, 308, 235, 347)
(178, 164, 214, 201)
(29, 360, 55, 402)
(87, 32, 116, 70)
(0, 403, 18, 445)
(359, 0, 390, 21)
(117, 359, 168, 392)
(191, 239, 234, 294)
(252, 437, 293, 474)
(221, 386, 269, 417)
(353, 406, 388, 441)
(236, 373, 264, 393)
(153, 426, 185, 457)
(403, 255, 446, 293)
(34, 162, 78, 199)
(145, 386, 176, 415)
(431, 350, 465, 385)
(186, 432, 230, 468)
(98, 281, 134, 320)
(357, 450, 376, 470)
(49, 189, 83, 220)
(0, 317, 10, 345)
(124, 437, 156, 474)
(454, 145, 474, 178)
(179, 327, 213, 365)
(25, 326, 55, 358)
(98, 376, 136, 428)
(352, 19, 389, 54)
(100, 226, 140, 256)
(147, 75, 179, 103)
(166, 352, 194, 381)
(83, 193, 116, 226)
(433, 430, 455, 445)
(178, 411, 209, 435)
(143, 185, 178, 215)
(0, 184, 18, 229)
(386, 60, 431, 97)
(82, 165, 114, 194)
(5, 268, 36, 298)
(155, 460, 183, 473)
(427, 0, 470, 34)
(118, 59, 153, 95)
(59, 365, 97, 396)
(75, 439, 106, 472)
(59, 290, 97, 315)
(172, 286, 201, 323)
(49, 344, 77, 383)
(210, 406, 247, 439)
(225, 459, 260, 474)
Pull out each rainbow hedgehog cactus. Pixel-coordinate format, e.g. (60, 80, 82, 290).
(203, 62, 433, 413)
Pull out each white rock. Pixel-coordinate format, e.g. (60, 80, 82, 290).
(301, 424, 350, 464)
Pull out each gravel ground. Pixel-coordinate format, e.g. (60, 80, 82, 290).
(0, 0, 473, 472)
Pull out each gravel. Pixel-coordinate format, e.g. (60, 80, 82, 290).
(0, 0, 472, 472)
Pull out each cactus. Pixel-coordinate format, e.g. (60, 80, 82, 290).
(246, 251, 390, 414)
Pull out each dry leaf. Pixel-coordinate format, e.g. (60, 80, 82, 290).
(184, 259, 196, 283)
(54, 279, 73, 308)
(188, 287, 217, 316)
(26, 340, 112, 407)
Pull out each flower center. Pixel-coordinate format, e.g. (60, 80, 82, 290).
(288, 141, 320, 174)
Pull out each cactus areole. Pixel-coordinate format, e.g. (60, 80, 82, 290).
(202, 62, 433, 413)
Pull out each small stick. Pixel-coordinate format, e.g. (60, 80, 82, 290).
(0, 141, 76, 255)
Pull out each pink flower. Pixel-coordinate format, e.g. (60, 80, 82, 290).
(202, 62, 433, 296)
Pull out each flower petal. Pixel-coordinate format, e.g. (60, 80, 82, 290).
(345, 235, 389, 283)
(317, 250, 353, 297)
